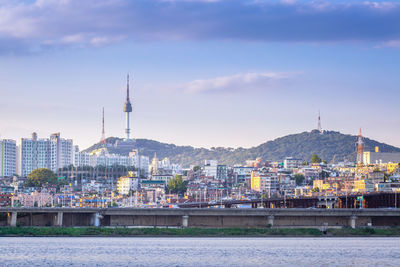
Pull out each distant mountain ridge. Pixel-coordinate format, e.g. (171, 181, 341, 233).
(84, 130, 400, 167)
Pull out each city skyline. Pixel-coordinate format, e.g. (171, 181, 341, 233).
(2, 1, 400, 263)
(1, 0, 400, 149)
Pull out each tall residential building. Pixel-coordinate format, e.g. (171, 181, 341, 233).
(50, 133, 73, 170)
(216, 165, 228, 181)
(0, 139, 17, 177)
(21, 132, 73, 177)
(73, 146, 90, 167)
(16, 145, 21, 176)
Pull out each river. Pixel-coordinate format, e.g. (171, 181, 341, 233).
(0, 237, 399, 266)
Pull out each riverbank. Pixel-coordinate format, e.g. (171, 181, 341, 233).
(1, 227, 400, 237)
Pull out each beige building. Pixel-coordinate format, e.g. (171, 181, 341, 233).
(117, 175, 139, 195)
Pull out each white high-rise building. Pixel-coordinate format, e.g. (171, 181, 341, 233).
(16, 145, 21, 176)
(0, 139, 17, 177)
(73, 146, 91, 167)
(21, 132, 73, 177)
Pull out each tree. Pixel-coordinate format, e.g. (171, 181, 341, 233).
(311, 154, 322, 164)
(26, 168, 57, 187)
(167, 175, 187, 195)
(294, 174, 305, 186)
(320, 170, 329, 179)
(193, 166, 201, 172)
(384, 172, 390, 182)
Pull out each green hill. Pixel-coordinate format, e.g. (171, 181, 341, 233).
(84, 130, 400, 167)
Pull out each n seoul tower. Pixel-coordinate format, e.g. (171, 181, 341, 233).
(123, 74, 133, 140)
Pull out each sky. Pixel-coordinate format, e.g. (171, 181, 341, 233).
(0, 0, 400, 150)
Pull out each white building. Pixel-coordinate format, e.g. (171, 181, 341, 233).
(204, 160, 218, 178)
(151, 174, 173, 185)
(21, 132, 73, 177)
(0, 139, 17, 177)
(147, 154, 181, 177)
(284, 157, 303, 170)
(73, 146, 91, 167)
(73, 147, 150, 176)
(50, 133, 73, 170)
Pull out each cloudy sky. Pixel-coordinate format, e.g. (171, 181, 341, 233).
(0, 0, 399, 149)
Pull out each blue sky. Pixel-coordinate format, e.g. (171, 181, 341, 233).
(0, 0, 400, 149)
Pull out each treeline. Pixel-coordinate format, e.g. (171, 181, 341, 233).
(84, 130, 400, 167)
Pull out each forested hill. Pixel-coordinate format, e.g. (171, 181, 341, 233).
(84, 130, 400, 167)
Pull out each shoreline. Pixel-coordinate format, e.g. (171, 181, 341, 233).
(1, 227, 400, 237)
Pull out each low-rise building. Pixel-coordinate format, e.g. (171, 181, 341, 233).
(363, 151, 400, 165)
(16, 192, 53, 207)
(0, 193, 12, 207)
(151, 174, 173, 185)
(284, 157, 302, 170)
(117, 176, 139, 195)
(353, 179, 375, 193)
(250, 170, 278, 195)
(204, 160, 218, 178)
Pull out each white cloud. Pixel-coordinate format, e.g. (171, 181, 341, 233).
(376, 40, 400, 48)
(184, 72, 295, 94)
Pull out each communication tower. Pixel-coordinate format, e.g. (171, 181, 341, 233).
(124, 74, 133, 140)
(356, 128, 364, 165)
(318, 111, 323, 134)
(100, 107, 106, 145)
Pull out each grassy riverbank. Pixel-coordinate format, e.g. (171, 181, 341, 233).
(1, 227, 400, 237)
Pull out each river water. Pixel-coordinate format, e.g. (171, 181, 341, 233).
(0, 237, 399, 266)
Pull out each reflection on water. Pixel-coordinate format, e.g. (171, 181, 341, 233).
(0, 237, 399, 266)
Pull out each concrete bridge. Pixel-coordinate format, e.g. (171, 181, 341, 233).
(1, 208, 399, 229)
(177, 192, 399, 209)
(177, 196, 338, 209)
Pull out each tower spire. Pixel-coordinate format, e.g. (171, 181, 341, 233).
(123, 74, 133, 140)
(127, 74, 130, 101)
(100, 107, 106, 145)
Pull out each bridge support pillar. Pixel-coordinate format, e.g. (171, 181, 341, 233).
(182, 215, 189, 228)
(349, 215, 357, 229)
(55, 212, 63, 227)
(8, 212, 17, 227)
(267, 215, 274, 227)
(91, 213, 102, 227)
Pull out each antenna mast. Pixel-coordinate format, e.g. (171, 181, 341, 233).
(356, 128, 364, 165)
(100, 107, 106, 145)
(318, 110, 323, 134)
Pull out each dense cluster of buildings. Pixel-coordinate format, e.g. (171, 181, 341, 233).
(1, 149, 400, 208)
(1, 77, 399, 208)
(0, 133, 152, 178)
